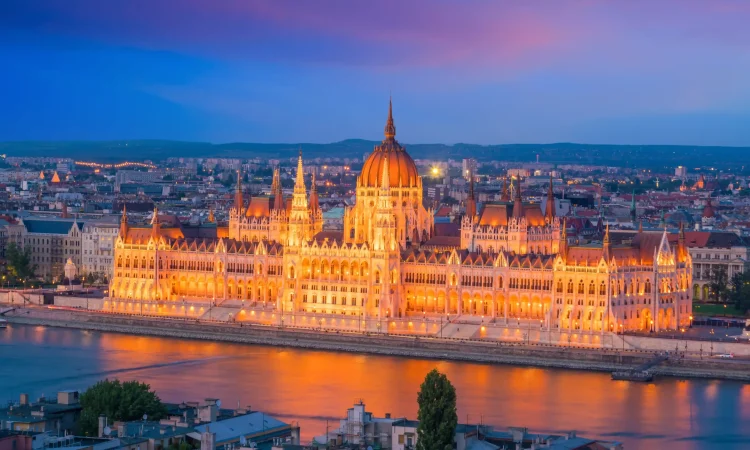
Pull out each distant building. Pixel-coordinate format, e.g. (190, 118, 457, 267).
(668, 231, 749, 301)
(7, 218, 84, 280)
(115, 171, 165, 192)
(462, 158, 477, 180)
(316, 401, 623, 450)
(675, 166, 687, 178)
(0, 391, 82, 434)
(82, 221, 120, 280)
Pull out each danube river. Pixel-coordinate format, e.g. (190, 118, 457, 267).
(2, 324, 749, 449)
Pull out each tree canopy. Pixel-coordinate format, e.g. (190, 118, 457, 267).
(708, 266, 729, 302)
(6, 242, 37, 281)
(416, 369, 457, 450)
(79, 379, 167, 436)
(730, 272, 750, 314)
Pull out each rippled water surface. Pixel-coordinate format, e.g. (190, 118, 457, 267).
(2, 323, 749, 449)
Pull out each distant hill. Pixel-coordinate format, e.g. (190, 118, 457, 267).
(0, 139, 747, 169)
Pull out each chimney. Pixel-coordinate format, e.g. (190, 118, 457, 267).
(385, 413, 391, 419)
(200, 426, 216, 450)
(20, 393, 29, 405)
(98, 415, 107, 438)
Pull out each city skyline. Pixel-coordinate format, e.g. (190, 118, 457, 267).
(2, 1, 750, 146)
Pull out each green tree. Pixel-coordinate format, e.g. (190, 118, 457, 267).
(6, 242, 37, 281)
(416, 369, 457, 450)
(730, 272, 750, 314)
(708, 266, 729, 302)
(79, 379, 168, 436)
(440, 196, 459, 206)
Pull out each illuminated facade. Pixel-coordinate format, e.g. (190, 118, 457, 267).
(109, 101, 692, 332)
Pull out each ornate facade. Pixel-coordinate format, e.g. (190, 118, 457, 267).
(109, 101, 692, 333)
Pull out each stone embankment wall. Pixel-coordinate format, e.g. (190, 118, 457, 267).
(4, 307, 750, 382)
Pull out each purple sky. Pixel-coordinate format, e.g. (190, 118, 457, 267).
(2, 0, 750, 145)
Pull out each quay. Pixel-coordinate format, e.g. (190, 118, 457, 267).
(3, 300, 750, 382)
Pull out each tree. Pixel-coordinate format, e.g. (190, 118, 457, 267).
(440, 196, 459, 206)
(708, 266, 729, 302)
(6, 242, 37, 281)
(79, 379, 168, 436)
(730, 272, 750, 314)
(416, 369, 457, 450)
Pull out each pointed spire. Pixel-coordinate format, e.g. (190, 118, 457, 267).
(545, 174, 555, 221)
(309, 171, 320, 214)
(500, 177, 509, 201)
(678, 221, 687, 262)
(208, 205, 215, 223)
(294, 148, 306, 194)
(120, 204, 128, 237)
(234, 170, 244, 213)
(272, 168, 284, 211)
(466, 168, 477, 219)
(603, 223, 611, 260)
(151, 206, 160, 238)
(559, 217, 568, 261)
(384, 96, 396, 140)
(513, 177, 523, 219)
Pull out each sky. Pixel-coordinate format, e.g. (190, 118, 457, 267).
(2, 0, 750, 146)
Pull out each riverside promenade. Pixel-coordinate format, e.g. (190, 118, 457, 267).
(3, 292, 750, 381)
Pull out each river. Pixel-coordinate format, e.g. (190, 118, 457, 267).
(1, 323, 749, 449)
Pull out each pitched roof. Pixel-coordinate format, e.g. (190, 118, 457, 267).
(478, 202, 546, 227)
(667, 231, 744, 248)
(23, 219, 83, 235)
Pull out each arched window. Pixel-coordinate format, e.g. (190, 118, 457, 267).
(375, 271, 381, 284)
(578, 280, 584, 294)
(644, 279, 652, 294)
(498, 276, 503, 288)
(556, 280, 563, 293)
(588, 281, 595, 295)
(567, 280, 574, 294)
(599, 282, 606, 296)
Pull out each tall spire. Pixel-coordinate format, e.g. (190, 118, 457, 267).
(602, 223, 611, 261)
(291, 148, 309, 212)
(120, 204, 128, 237)
(500, 177, 509, 201)
(513, 177, 523, 219)
(545, 173, 555, 221)
(151, 206, 160, 239)
(309, 171, 320, 214)
(294, 148, 306, 194)
(272, 168, 284, 211)
(678, 221, 687, 262)
(234, 170, 244, 213)
(466, 168, 477, 219)
(208, 205, 215, 223)
(384, 96, 396, 140)
(559, 217, 568, 261)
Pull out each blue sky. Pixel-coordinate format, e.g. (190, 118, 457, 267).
(2, 0, 750, 146)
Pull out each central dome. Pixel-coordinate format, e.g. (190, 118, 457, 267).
(359, 99, 420, 189)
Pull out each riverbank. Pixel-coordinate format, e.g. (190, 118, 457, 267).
(3, 307, 750, 382)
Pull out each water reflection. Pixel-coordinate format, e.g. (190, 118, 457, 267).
(1, 324, 749, 449)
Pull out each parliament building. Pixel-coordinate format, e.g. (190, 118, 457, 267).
(109, 101, 692, 333)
